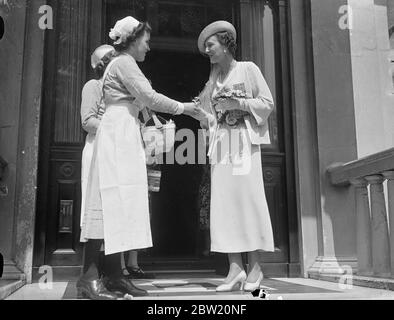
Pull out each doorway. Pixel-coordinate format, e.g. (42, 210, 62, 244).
(141, 50, 209, 258)
(33, 0, 299, 280)
(104, 0, 239, 272)
(140, 50, 212, 265)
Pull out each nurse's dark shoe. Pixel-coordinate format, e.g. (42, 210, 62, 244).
(76, 278, 119, 300)
(105, 276, 148, 297)
(123, 266, 156, 279)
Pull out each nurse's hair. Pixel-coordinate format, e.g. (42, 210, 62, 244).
(113, 22, 152, 52)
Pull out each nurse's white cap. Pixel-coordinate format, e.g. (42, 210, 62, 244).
(109, 16, 141, 45)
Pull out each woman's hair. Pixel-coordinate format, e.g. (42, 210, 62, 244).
(113, 22, 152, 52)
(93, 50, 115, 79)
(215, 31, 237, 57)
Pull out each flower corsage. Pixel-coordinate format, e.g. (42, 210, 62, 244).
(213, 89, 249, 127)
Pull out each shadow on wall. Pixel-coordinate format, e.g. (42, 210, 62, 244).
(0, 252, 3, 278)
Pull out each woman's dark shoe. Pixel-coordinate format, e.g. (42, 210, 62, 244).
(105, 276, 149, 297)
(124, 266, 156, 279)
(76, 278, 119, 300)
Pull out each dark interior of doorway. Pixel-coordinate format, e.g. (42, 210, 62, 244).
(137, 49, 217, 269)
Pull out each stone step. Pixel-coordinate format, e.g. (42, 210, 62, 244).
(0, 280, 25, 300)
(2, 261, 25, 280)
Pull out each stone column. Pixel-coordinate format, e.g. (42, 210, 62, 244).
(382, 171, 394, 277)
(350, 178, 372, 276)
(365, 175, 391, 277)
(306, 0, 358, 277)
(13, 0, 47, 284)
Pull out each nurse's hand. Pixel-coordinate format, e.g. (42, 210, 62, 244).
(183, 102, 201, 119)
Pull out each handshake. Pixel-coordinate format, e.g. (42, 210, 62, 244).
(182, 102, 207, 120)
(182, 100, 215, 130)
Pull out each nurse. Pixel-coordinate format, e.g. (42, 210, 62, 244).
(78, 44, 119, 300)
(80, 44, 114, 232)
(78, 16, 198, 300)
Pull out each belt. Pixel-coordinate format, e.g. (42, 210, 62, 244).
(105, 104, 140, 117)
(216, 110, 249, 127)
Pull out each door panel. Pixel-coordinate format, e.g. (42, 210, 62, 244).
(34, 0, 89, 275)
(45, 148, 83, 267)
(262, 154, 289, 263)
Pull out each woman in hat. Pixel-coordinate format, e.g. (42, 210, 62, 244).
(190, 21, 275, 292)
(79, 16, 198, 300)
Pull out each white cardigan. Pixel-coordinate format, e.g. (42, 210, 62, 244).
(200, 61, 274, 146)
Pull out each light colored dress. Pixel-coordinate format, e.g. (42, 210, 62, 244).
(81, 53, 182, 255)
(201, 61, 275, 253)
(80, 79, 104, 228)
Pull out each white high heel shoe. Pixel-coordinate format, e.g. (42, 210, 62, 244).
(216, 270, 247, 292)
(243, 272, 264, 292)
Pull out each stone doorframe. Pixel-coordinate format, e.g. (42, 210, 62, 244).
(0, 0, 46, 283)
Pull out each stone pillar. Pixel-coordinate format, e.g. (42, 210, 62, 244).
(382, 171, 394, 277)
(288, 0, 321, 276)
(0, 0, 27, 264)
(365, 175, 391, 277)
(307, 0, 358, 277)
(350, 178, 372, 276)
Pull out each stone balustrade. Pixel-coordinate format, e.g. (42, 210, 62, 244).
(328, 148, 394, 278)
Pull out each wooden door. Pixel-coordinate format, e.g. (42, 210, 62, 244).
(34, 0, 101, 280)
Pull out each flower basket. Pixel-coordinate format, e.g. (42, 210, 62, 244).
(141, 113, 176, 156)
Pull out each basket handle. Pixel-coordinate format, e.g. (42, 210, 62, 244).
(152, 112, 164, 129)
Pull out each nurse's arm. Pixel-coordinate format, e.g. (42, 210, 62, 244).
(116, 58, 183, 115)
(81, 81, 101, 134)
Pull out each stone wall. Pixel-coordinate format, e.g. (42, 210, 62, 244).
(309, 0, 358, 263)
(0, 0, 27, 262)
(349, 0, 394, 157)
(0, 0, 45, 283)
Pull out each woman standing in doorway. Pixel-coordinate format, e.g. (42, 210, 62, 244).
(190, 21, 275, 292)
(79, 16, 198, 300)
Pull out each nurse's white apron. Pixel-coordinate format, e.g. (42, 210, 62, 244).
(80, 133, 95, 227)
(95, 103, 152, 255)
(81, 57, 152, 255)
